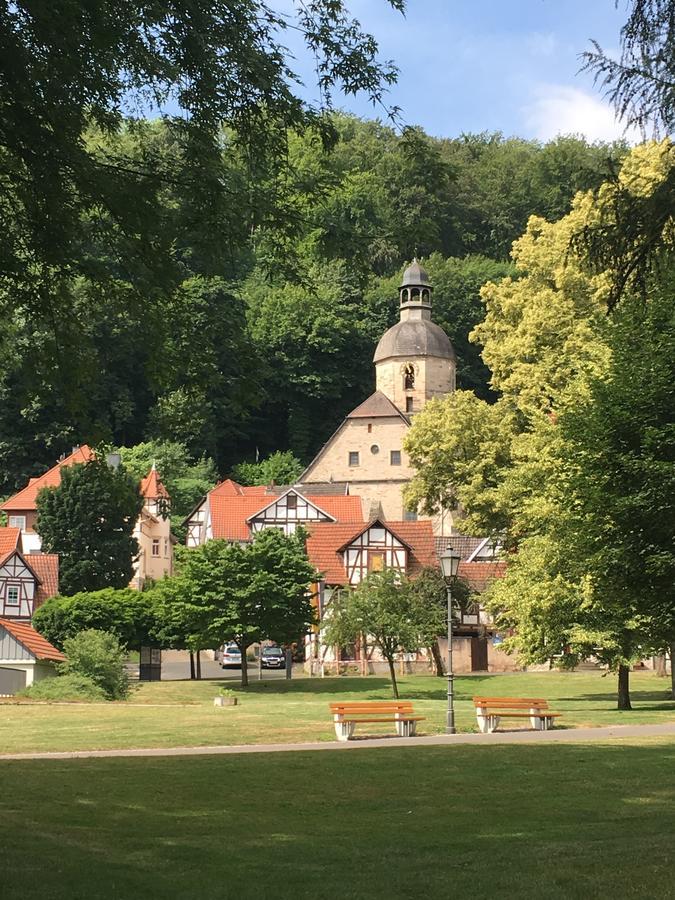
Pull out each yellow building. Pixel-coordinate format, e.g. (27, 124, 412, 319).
(300, 259, 456, 533)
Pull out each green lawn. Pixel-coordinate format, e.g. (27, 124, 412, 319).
(1, 739, 675, 898)
(1, 671, 674, 754)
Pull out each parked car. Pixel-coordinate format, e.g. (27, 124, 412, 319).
(221, 644, 242, 668)
(261, 646, 286, 669)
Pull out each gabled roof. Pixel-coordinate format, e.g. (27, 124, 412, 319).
(435, 535, 485, 561)
(0, 618, 65, 662)
(208, 490, 363, 541)
(0, 527, 21, 559)
(29, 554, 60, 608)
(211, 479, 267, 498)
(1, 445, 94, 512)
(247, 488, 337, 524)
(458, 561, 507, 593)
(140, 464, 170, 500)
(336, 518, 413, 553)
(347, 391, 410, 423)
(306, 519, 438, 585)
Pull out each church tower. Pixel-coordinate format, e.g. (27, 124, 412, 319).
(374, 259, 455, 415)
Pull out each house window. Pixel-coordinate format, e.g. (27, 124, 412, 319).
(8, 515, 25, 530)
(403, 509, 417, 522)
(348, 452, 360, 467)
(6, 586, 20, 605)
(369, 552, 385, 572)
(367, 423, 372, 433)
(390, 450, 401, 466)
(164, 539, 169, 558)
(406, 397, 414, 413)
(152, 539, 160, 557)
(287, 493, 297, 510)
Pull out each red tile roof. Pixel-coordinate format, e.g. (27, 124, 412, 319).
(0, 618, 65, 662)
(139, 465, 170, 500)
(1, 445, 94, 512)
(0, 527, 21, 560)
(209, 492, 364, 541)
(29, 554, 60, 608)
(458, 561, 507, 592)
(306, 519, 438, 585)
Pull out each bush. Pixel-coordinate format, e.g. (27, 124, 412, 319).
(20, 673, 106, 702)
(60, 629, 130, 700)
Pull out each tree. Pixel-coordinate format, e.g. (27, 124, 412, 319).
(154, 529, 316, 686)
(36, 454, 143, 594)
(404, 143, 675, 708)
(411, 566, 473, 677)
(322, 569, 445, 698)
(231, 451, 304, 487)
(59, 629, 130, 700)
(582, 0, 675, 135)
(0, 2, 403, 308)
(32, 588, 158, 651)
(118, 439, 217, 538)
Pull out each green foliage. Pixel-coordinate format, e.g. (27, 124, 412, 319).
(19, 673, 107, 702)
(155, 529, 316, 685)
(36, 454, 143, 594)
(231, 451, 303, 486)
(118, 440, 217, 517)
(32, 588, 158, 651)
(323, 569, 445, 697)
(59, 630, 130, 700)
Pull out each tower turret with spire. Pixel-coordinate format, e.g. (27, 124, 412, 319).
(373, 258, 456, 414)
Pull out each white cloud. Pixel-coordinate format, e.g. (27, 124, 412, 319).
(523, 84, 642, 143)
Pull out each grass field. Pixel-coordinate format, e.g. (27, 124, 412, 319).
(1, 671, 674, 754)
(1, 738, 675, 898)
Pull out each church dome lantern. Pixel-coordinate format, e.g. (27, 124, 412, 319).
(399, 257, 432, 309)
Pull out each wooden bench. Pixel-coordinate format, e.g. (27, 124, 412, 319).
(473, 696, 561, 733)
(329, 701, 425, 742)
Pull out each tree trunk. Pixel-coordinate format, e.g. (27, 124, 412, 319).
(670, 643, 675, 699)
(385, 655, 399, 699)
(655, 654, 667, 677)
(240, 647, 249, 687)
(196, 650, 202, 680)
(617, 664, 631, 710)
(189, 651, 195, 680)
(430, 640, 445, 677)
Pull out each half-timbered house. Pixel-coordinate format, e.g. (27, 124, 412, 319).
(0, 526, 59, 621)
(1, 448, 173, 591)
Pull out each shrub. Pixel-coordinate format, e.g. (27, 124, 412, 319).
(60, 629, 130, 699)
(20, 673, 106, 702)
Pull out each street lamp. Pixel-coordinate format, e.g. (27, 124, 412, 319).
(440, 546, 462, 734)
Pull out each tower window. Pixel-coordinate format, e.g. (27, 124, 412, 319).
(348, 452, 360, 467)
(403, 363, 415, 390)
(406, 397, 414, 413)
(390, 450, 401, 466)
(370, 444, 380, 455)
(367, 423, 372, 433)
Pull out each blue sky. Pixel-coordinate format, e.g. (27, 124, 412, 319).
(276, 0, 637, 142)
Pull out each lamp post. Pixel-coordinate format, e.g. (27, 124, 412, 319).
(440, 546, 461, 734)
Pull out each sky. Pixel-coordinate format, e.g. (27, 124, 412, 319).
(275, 0, 639, 143)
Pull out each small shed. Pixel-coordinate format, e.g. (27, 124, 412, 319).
(0, 618, 64, 696)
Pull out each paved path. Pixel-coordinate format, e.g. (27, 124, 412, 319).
(2, 722, 674, 762)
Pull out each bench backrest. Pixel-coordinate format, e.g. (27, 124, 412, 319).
(330, 701, 415, 714)
(473, 696, 550, 710)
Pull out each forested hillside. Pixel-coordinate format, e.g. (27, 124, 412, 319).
(0, 114, 626, 492)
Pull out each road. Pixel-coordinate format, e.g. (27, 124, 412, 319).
(129, 650, 296, 682)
